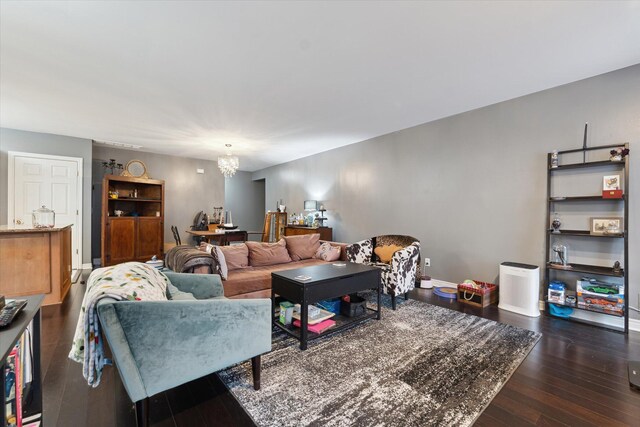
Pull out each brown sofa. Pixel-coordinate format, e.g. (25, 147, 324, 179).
(225, 241, 347, 299)
(170, 240, 348, 299)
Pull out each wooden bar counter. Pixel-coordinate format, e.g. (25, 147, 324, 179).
(0, 224, 72, 306)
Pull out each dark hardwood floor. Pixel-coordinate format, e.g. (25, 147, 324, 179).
(42, 274, 640, 426)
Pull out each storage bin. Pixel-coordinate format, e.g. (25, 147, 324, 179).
(340, 294, 367, 317)
(457, 280, 498, 308)
(317, 298, 341, 314)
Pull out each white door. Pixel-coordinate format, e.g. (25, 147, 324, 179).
(9, 153, 82, 270)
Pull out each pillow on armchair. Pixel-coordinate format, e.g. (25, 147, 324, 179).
(346, 238, 373, 263)
(374, 244, 403, 263)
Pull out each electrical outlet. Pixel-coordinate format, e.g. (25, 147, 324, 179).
(424, 258, 431, 268)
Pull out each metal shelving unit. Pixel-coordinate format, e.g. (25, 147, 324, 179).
(544, 143, 629, 333)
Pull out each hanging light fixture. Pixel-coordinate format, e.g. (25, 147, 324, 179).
(218, 144, 239, 178)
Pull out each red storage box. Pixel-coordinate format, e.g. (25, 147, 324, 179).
(602, 190, 623, 199)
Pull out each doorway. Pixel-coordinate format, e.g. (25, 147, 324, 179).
(7, 152, 83, 278)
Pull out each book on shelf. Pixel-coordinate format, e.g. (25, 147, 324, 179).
(293, 318, 336, 334)
(291, 306, 335, 325)
(5, 347, 21, 427)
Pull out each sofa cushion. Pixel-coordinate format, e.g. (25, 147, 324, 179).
(246, 239, 292, 267)
(284, 233, 321, 261)
(374, 244, 403, 263)
(220, 244, 249, 270)
(314, 242, 341, 261)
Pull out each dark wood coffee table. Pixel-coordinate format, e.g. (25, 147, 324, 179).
(271, 262, 381, 350)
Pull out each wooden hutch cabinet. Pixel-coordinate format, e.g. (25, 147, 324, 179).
(101, 175, 165, 267)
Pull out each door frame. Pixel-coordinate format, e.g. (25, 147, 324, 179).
(7, 151, 84, 270)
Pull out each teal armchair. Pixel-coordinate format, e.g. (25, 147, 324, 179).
(97, 271, 271, 427)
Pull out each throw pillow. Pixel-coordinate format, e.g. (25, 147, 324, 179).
(346, 238, 373, 263)
(246, 239, 292, 267)
(314, 242, 332, 259)
(374, 244, 403, 263)
(284, 233, 321, 261)
(209, 245, 228, 280)
(220, 243, 249, 270)
(314, 242, 342, 261)
(321, 245, 341, 261)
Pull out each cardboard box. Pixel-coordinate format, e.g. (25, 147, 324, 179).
(576, 278, 624, 316)
(548, 282, 566, 304)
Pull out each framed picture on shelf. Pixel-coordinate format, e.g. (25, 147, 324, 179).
(603, 175, 620, 191)
(590, 217, 623, 235)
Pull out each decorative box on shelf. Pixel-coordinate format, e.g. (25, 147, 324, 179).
(602, 190, 623, 199)
(457, 280, 498, 308)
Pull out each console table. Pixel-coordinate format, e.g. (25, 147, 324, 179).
(0, 294, 44, 427)
(284, 226, 333, 241)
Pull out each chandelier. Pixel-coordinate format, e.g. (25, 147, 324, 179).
(218, 144, 239, 178)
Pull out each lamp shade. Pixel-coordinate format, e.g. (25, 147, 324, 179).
(304, 200, 317, 211)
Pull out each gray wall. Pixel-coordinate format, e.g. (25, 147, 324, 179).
(254, 64, 640, 319)
(224, 172, 265, 238)
(0, 127, 93, 264)
(92, 145, 224, 259)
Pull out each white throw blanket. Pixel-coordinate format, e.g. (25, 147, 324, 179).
(68, 262, 169, 387)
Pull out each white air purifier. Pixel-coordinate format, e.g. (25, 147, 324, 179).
(498, 262, 540, 317)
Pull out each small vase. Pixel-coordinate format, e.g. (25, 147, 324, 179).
(551, 213, 561, 234)
(610, 154, 622, 161)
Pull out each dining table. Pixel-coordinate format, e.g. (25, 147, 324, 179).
(184, 229, 248, 245)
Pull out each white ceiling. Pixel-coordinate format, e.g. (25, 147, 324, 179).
(1, 1, 639, 171)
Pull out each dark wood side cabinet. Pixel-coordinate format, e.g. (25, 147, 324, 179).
(284, 226, 333, 241)
(101, 175, 165, 267)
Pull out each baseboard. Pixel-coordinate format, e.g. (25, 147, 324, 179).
(82, 262, 92, 270)
(71, 269, 82, 284)
(629, 318, 640, 332)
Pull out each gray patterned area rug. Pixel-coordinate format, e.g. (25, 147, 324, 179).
(219, 299, 541, 427)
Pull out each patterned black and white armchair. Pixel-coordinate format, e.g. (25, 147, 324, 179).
(346, 235, 420, 310)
